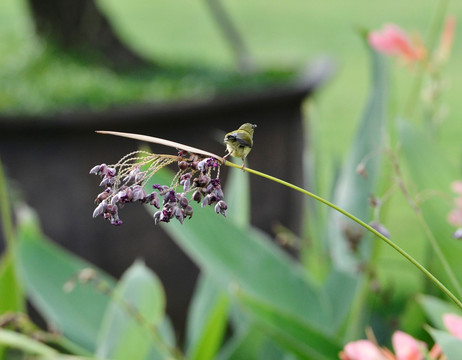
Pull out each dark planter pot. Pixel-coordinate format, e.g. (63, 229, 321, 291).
(0, 60, 333, 336)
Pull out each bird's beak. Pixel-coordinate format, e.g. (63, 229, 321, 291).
(252, 124, 257, 129)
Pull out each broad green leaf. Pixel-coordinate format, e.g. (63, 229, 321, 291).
(327, 40, 388, 271)
(427, 327, 462, 360)
(218, 326, 266, 360)
(219, 325, 294, 360)
(398, 120, 462, 294)
(224, 159, 250, 227)
(0, 158, 25, 313)
(0, 251, 24, 312)
(146, 168, 330, 332)
(185, 274, 229, 359)
(163, 206, 328, 331)
(301, 100, 331, 280)
(16, 206, 115, 353)
(96, 260, 172, 360)
(323, 269, 359, 331)
(187, 289, 229, 360)
(418, 295, 462, 329)
(238, 292, 341, 360)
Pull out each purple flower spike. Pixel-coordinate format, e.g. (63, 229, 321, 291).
(91, 151, 226, 226)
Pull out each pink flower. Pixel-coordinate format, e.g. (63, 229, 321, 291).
(451, 181, 462, 195)
(368, 24, 425, 62)
(443, 313, 462, 340)
(340, 332, 426, 360)
(339, 340, 386, 360)
(436, 16, 457, 63)
(448, 181, 462, 233)
(448, 208, 462, 227)
(392, 331, 425, 360)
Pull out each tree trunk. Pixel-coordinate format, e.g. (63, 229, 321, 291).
(28, 0, 150, 68)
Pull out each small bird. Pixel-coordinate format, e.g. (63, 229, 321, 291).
(223, 123, 257, 170)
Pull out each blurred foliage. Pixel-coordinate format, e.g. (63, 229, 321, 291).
(0, 37, 293, 115)
(0, 0, 294, 115)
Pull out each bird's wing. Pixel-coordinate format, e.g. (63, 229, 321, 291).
(226, 131, 252, 148)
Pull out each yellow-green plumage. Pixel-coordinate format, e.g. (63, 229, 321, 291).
(223, 123, 257, 169)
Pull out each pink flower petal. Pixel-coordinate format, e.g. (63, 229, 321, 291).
(368, 23, 424, 61)
(451, 181, 462, 195)
(437, 15, 457, 62)
(448, 208, 462, 227)
(340, 340, 385, 360)
(443, 313, 462, 340)
(392, 331, 425, 360)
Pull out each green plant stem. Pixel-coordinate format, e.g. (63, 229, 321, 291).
(225, 161, 462, 310)
(404, 0, 449, 119)
(389, 150, 462, 298)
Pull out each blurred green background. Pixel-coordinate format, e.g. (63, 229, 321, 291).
(1, 0, 462, 297)
(1, 0, 461, 154)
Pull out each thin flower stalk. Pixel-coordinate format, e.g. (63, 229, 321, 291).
(94, 131, 462, 310)
(387, 148, 462, 299)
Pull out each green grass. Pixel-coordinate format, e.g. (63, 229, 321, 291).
(2, 0, 462, 297)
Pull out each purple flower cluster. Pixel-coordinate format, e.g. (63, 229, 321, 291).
(90, 163, 161, 226)
(90, 152, 227, 226)
(152, 155, 227, 224)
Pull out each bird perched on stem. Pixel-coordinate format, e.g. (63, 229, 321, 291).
(223, 123, 257, 170)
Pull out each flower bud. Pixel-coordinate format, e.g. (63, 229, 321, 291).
(192, 190, 202, 203)
(178, 161, 189, 170)
(369, 221, 390, 238)
(356, 163, 367, 178)
(197, 159, 207, 172)
(131, 185, 145, 201)
(215, 200, 228, 217)
(96, 189, 111, 203)
(179, 194, 189, 208)
(180, 178, 191, 192)
(134, 171, 146, 183)
(89, 164, 102, 175)
(184, 205, 193, 218)
(174, 207, 184, 224)
(92, 201, 107, 218)
(153, 184, 170, 195)
(153, 211, 162, 225)
(201, 195, 211, 208)
(150, 192, 160, 208)
(195, 175, 210, 187)
(106, 167, 116, 177)
(453, 228, 462, 239)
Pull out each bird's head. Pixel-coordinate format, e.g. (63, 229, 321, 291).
(239, 123, 257, 135)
